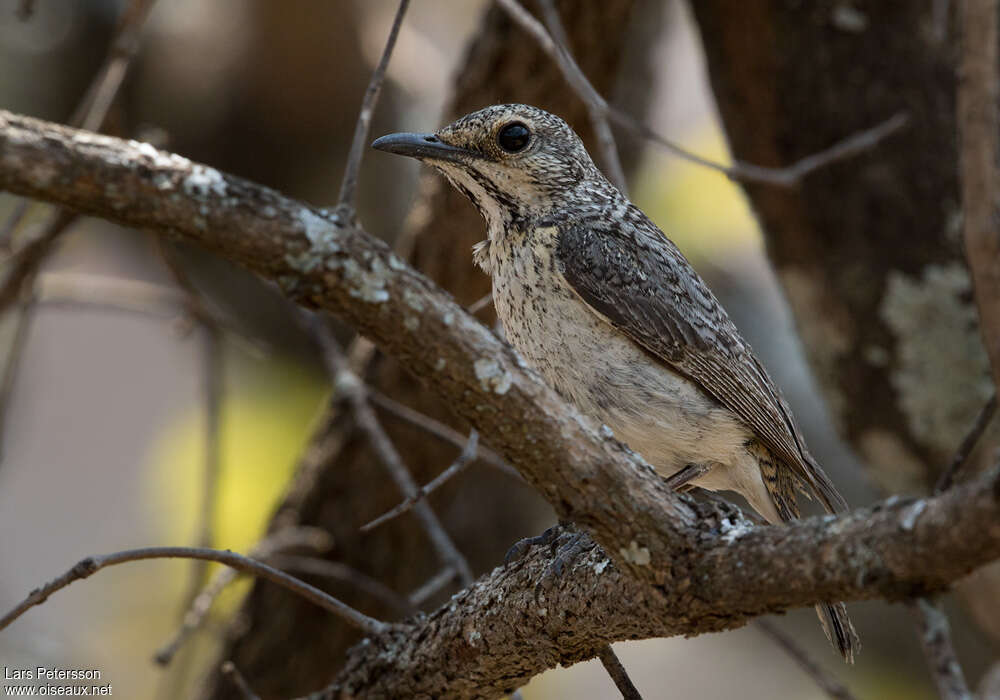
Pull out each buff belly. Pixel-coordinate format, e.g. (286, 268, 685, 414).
(491, 240, 780, 522)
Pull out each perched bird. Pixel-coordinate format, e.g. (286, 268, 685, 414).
(373, 104, 859, 661)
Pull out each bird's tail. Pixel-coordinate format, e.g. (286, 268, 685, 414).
(815, 602, 860, 664)
(746, 440, 861, 663)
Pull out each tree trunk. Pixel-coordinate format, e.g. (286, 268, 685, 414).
(690, 0, 1000, 644)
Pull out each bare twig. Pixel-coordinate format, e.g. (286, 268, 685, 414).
(0, 209, 76, 313)
(958, 0, 1000, 398)
(36, 271, 185, 312)
(608, 107, 909, 187)
(0, 546, 388, 635)
(936, 394, 997, 493)
(197, 324, 224, 544)
(220, 662, 261, 700)
(0, 300, 34, 464)
(534, 0, 627, 192)
(0, 0, 158, 256)
(337, 0, 410, 209)
(467, 292, 493, 315)
(0, 0, 159, 468)
(361, 430, 479, 532)
(308, 315, 474, 586)
(369, 389, 517, 478)
(909, 598, 973, 700)
(269, 555, 414, 617)
(70, 0, 159, 132)
(596, 645, 643, 700)
(157, 242, 229, 631)
(154, 527, 334, 665)
(408, 566, 458, 607)
(0, 200, 30, 252)
(498, 0, 907, 188)
(756, 619, 858, 700)
(498, 0, 626, 191)
(0, 210, 76, 466)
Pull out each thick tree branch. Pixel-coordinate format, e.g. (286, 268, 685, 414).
(3, 112, 1000, 697)
(324, 471, 1000, 698)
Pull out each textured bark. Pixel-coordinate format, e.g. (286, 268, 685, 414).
(3, 109, 1000, 698)
(193, 3, 650, 697)
(691, 0, 981, 488)
(689, 0, 1000, 646)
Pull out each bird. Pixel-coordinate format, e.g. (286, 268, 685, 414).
(372, 103, 859, 662)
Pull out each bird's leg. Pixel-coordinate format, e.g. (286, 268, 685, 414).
(544, 525, 595, 579)
(664, 462, 713, 491)
(504, 520, 597, 585)
(504, 522, 565, 565)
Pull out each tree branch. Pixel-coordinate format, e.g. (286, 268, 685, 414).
(909, 598, 973, 700)
(0, 546, 388, 636)
(323, 469, 1000, 698)
(2, 111, 1000, 698)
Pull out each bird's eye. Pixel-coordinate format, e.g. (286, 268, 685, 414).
(497, 122, 531, 153)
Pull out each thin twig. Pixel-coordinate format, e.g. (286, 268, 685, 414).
(154, 527, 334, 666)
(369, 389, 518, 478)
(308, 314, 474, 586)
(0, 0, 159, 465)
(756, 619, 858, 700)
(0, 546, 388, 635)
(70, 0, 159, 132)
(498, 0, 907, 188)
(361, 430, 479, 532)
(596, 645, 643, 700)
(467, 292, 493, 315)
(0, 210, 76, 467)
(32, 270, 267, 357)
(908, 598, 973, 700)
(269, 555, 415, 617)
(0, 299, 35, 464)
(337, 0, 411, 209)
(608, 104, 909, 187)
(0, 200, 30, 253)
(936, 395, 996, 493)
(0, 0, 158, 253)
(36, 271, 185, 311)
(158, 242, 228, 626)
(0, 209, 76, 313)
(408, 566, 458, 607)
(220, 662, 261, 700)
(535, 0, 627, 192)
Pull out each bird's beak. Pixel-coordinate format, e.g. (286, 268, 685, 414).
(371, 132, 476, 164)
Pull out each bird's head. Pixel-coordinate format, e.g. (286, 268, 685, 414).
(372, 104, 605, 228)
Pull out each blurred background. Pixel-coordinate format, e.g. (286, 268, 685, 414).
(0, 1, 995, 698)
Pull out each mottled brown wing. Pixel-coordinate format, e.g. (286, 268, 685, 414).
(555, 213, 847, 513)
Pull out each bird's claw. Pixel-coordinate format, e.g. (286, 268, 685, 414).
(503, 522, 597, 589)
(504, 524, 562, 565)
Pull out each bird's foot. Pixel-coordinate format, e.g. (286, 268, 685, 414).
(504, 523, 563, 565)
(504, 521, 597, 587)
(664, 462, 713, 491)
